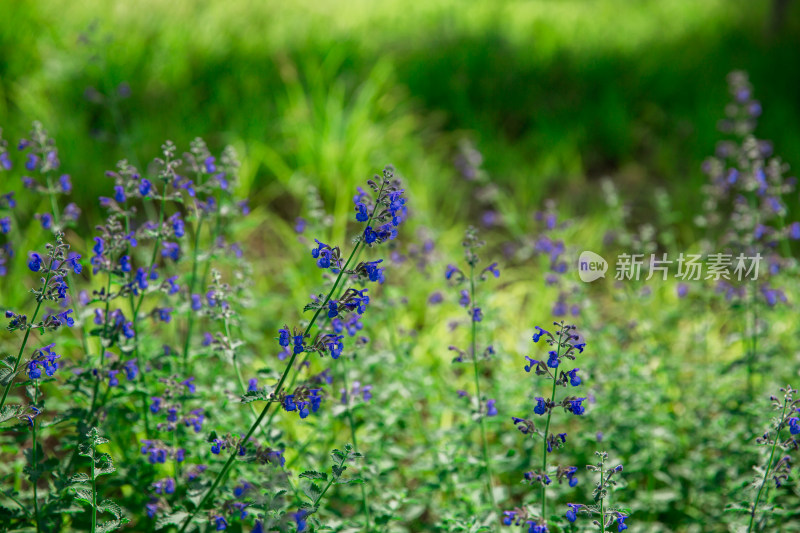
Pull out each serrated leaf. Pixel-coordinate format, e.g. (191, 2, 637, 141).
(70, 473, 90, 484)
(97, 499, 123, 519)
(97, 517, 130, 533)
(156, 510, 190, 530)
(73, 488, 94, 505)
(303, 482, 322, 502)
(241, 389, 270, 404)
(335, 477, 364, 485)
(299, 470, 328, 481)
(0, 403, 26, 424)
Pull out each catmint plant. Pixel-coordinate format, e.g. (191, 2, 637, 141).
(502, 322, 587, 532)
(72, 428, 130, 533)
(744, 386, 799, 532)
(564, 452, 629, 532)
(1, 233, 78, 415)
(445, 226, 500, 511)
(172, 165, 406, 532)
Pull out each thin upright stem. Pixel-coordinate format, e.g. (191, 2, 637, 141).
(178, 240, 364, 533)
(91, 450, 97, 533)
(0, 268, 53, 412)
(338, 356, 372, 530)
(31, 385, 41, 533)
(599, 461, 606, 533)
(540, 338, 562, 522)
(181, 217, 205, 373)
(748, 400, 788, 532)
(469, 263, 495, 509)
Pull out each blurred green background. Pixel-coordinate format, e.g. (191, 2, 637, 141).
(2, 0, 800, 238)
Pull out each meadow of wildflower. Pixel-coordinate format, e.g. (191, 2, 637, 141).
(2, 1, 800, 532)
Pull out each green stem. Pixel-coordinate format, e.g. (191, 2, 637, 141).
(469, 263, 495, 509)
(748, 400, 788, 532)
(540, 339, 561, 522)
(338, 357, 372, 531)
(91, 447, 97, 533)
(599, 462, 606, 533)
(181, 217, 205, 373)
(178, 240, 364, 533)
(44, 174, 91, 358)
(0, 268, 53, 412)
(31, 385, 41, 533)
(130, 186, 168, 438)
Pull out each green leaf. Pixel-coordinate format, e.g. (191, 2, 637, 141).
(156, 510, 190, 530)
(73, 488, 94, 506)
(70, 473, 90, 484)
(303, 482, 322, 502)
(299, 470, 328, 481)
(0, 404, 25, 424)
(241, 389, 270, 404)
(335, 477, 364, 485)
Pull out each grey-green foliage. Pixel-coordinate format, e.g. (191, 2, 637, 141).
(71, 428, 129, 533)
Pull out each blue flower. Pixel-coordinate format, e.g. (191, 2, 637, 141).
(565, 466, 578, 487)
(213, 515, 227, 531)
(364, 260, 385, 282)
(363, 226, 377, 244)
(486, 399, 498, 416)
(59, 174, 72, 193)
(0, 152, 10, 170)
(533, 397, 547, 416)
(123, 359, 138, 380)
(191, 293, 202, 310)
(139, 178, 152, 196)
(328, 300, 338, 318)
(293, 334, 305, 355)
(472, 307, 483, 322)
(325, 335, 344, 359)
(170, 214, 185, 238)
(283, 395, 296, 412)
(616, 513, 628, 532)
(485, 262, 500, 278)
(565, 503, 581, 523)
(65, 253, 82, 274)
(56, 309, 74, 327)
(290, 509, 309, 532)
(524, 356, 539, 373)
(135, 267, 149, 290)
(166, 276, 180, 295)
(150, 397, 162, 413)
(573, 342, 586, 353)
(157, 307, 172, 323)
(278, 328, 290, 347)
(567, 368, 581, 386)
(445, 264, 458, 280)
(547, 351, 559, 368)
(459, 290, 470, 307)
(114, 185, 126, 203)
(297, 401, 310, 419)
(0, 217, 9, 234)
(502, 511, 517, 525)
(532, 326, 548, 343)
(108, 370, 120, 387)
(355, 202, 369, 222)
(567, 398, 586, 416)
(211, 438, 225, 455)
(204, 156, 216, 173)
(28, 253, 42, 272)
(248, 378, 258, 392)
(789, 417, 800, 435)
(25, 153, 38, 171)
